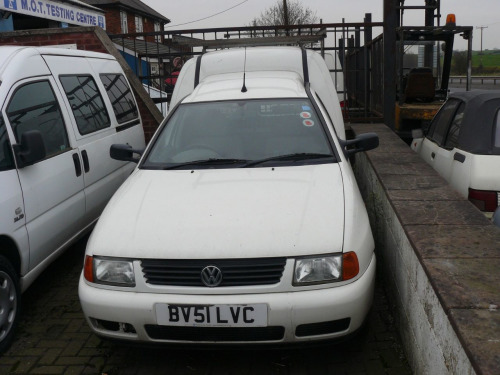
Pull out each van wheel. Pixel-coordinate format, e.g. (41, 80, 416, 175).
(0, 256, 19, 354)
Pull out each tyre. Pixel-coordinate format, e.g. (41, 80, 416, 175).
(0, 256, 20, 354)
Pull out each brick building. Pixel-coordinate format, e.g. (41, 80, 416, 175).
(82, 0, 170, 42)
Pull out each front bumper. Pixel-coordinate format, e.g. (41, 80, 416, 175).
(79, 253, 375, 344)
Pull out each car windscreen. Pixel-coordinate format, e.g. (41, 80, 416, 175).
(141, 99, 336, 169)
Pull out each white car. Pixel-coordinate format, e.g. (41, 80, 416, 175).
(412, 90, 500, 214)
(79, 47, 378, 345)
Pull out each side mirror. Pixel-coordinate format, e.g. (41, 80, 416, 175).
(110, 144, 144, 163)
(12, 130, 46, 168)
(340, 132, 379, 157)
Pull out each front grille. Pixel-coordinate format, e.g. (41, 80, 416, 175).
(141, 258, 287, 287)
(144, 325, 285, 342)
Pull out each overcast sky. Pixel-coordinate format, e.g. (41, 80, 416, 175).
(142, 0, 500, 51)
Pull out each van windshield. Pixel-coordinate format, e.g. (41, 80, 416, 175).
(142, 99, 335, 169)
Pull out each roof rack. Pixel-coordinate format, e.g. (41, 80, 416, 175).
(172, 33, 326, 51)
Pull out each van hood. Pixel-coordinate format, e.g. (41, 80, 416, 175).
(89, 164, 345, 259)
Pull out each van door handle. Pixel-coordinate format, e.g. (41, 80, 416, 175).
(72, 153, 82, 177)
(81, 150, 90, 173)
(454, 152, 466, 163)
(431, 152, 436, 159)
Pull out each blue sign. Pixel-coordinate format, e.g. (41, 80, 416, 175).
(4, 0, 17, 10)
(1, 0, 105, 29)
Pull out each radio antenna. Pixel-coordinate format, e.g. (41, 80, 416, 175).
(241, 47, 248, 93)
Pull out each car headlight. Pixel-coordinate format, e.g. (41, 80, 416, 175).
(84, 256, 135, 286)
(293, 252, 359, 285)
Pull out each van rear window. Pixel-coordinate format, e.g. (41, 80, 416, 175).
(60, 75, 110, 135)
(100, 74, 139, 124)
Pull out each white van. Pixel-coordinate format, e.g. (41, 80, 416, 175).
(79, 47, 379, 345)
(0, 46, 145, 353)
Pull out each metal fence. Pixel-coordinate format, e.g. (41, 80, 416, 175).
(449, 76, 500, 85)
(110, 20, 383, 121)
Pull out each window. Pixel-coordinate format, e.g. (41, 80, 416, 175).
(427, 99, 461, 145)
(135, 15, 143, 39)
(444, 102, 465, 149)
(100, 74, 139, 124)
(7, 80, 69, 159)
(143, 99, 334, 168)
(120, 10, 128, 33)
(154, 22, 162, 43)
(0, 116, 14, 171)
(59, 75, 110, 135)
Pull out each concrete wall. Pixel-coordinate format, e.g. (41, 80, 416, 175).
(351, 123, 500, 375)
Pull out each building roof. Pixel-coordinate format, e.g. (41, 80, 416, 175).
(113, 38, 180, 60)
(82, 0, 170, 23)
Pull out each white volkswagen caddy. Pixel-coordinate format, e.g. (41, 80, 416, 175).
(79, 47, 378, 345)
(0, 46, 145, 353)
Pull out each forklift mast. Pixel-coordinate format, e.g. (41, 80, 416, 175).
(383, 0, 473, 137)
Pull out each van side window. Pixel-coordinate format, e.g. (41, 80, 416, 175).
(7, 80, 70, 158)
(100, 74, 139, 124)
(60, 75, 110, 135)
(0, 116, 14, 171)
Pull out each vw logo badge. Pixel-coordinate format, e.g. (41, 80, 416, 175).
(201, 265, 223, 287)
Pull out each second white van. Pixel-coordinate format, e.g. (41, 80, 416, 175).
(0, 46, 145, 353)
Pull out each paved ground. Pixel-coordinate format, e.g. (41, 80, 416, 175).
(1, 235, 412, 374)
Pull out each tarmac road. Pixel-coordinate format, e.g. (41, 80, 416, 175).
(1, 234, 411, 375)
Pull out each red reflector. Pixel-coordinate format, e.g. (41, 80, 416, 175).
(84, 255, 94, 282)
(468, 189, 498, 212)
(340, 100, 345, 108)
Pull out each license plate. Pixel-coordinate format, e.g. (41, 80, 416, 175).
(155, 303, 268, 327)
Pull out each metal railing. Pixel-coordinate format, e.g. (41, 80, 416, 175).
(109, 20, 383, 121)
(449, 76, 500, 85)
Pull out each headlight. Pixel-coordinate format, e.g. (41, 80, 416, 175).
(294, 255, 342, 285)
(293, 252, 359, 285)
(84, 256, 135, 286)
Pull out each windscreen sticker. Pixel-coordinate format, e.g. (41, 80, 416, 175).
(302, 105, 311, 111)
(303, 119, 315, 127)
(300, 111, 312, 119)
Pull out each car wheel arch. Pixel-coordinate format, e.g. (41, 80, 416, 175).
(0, 252, 21, 354)
(0, 236, 21, 276)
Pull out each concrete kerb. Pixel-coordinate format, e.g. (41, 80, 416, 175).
(351, 123, 499, 375)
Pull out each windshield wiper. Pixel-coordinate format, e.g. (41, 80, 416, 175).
(243, 153, 334, 167)
(163, 158, 249, 170)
